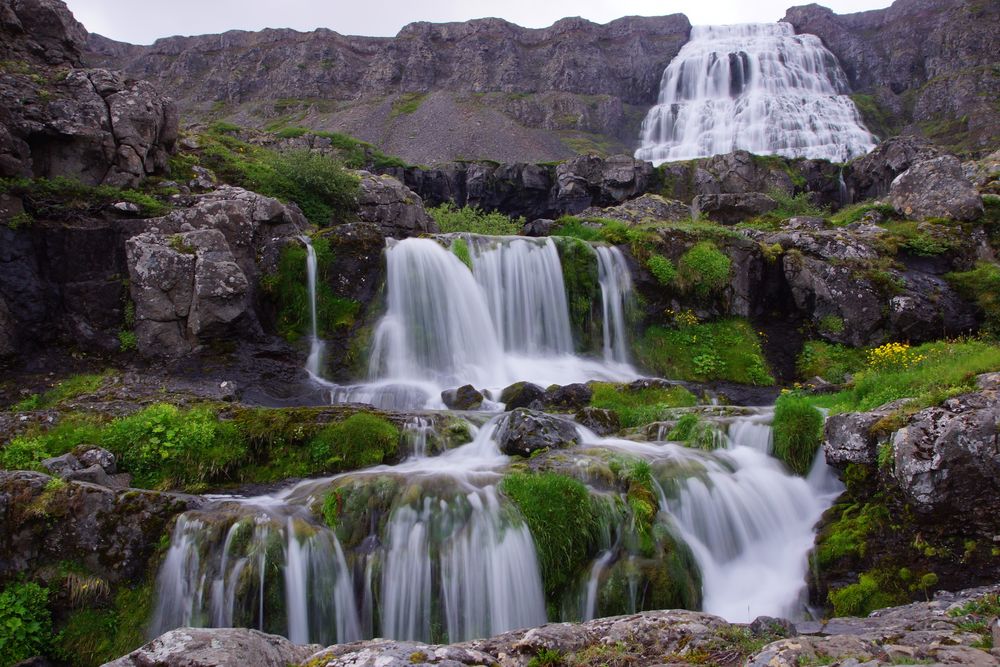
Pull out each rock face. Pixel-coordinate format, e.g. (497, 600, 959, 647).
(355, 171, 437, 237)
(888, 155, 984, 221)
(86, 15, 691, 164)
(495, 408, 579, 457)
(0, 0, 177, 186)
(0, 470, 195, 583)
(890, 373, 1000, 526)
(104, 627, 320, 667)
(579, 193, 691, 224)
(843, 135, 943, 202)
(692, 192, 778, 224)
(554, 154, 657, 214)
(784, 0, 1000, 154)
(125, 186, 306, 358)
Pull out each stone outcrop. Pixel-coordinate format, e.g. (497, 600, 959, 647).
(355, 171, 437, 237)
(125, 186, 306, 358)
(578, 193, 691, 224)
(104, 627, 320, 667)
(0, 0, 177, 187)
(441, 384, 485, 411)
(554, 154, 657, 213)
(692, 192, 779, 224)
(495, 408, 579, 457)
(888, 155, 984, 221)
(784, 0, 1000, 154)
(843, 135, 943, 202)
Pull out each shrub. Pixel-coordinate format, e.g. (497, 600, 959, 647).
(0, 416, 105, 472)
(947, 261, 1000, 336)
(771, 393, 824, 475)
(308, 412, 400, 471)
(500, 472, 597, 600)
(101, 404, 245, 489)
(429, 204, 522, 235)
(245, 150, 359, 225)
(769, 189, 826, 219)
(0, 581, 52, 667)
(676, 241, 731, 298)
(633, 320, 774, 385)
(646, 254, 676, 286)
(551, 217, 603, 242)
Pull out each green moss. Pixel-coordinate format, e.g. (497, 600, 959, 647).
(0, 176, 170, 219)
(429, 204, 522, 235)
(818, 314, 845, 335)
(828, 571, 910, 617)
(633, 319, 774, 385)
(828, 201, 898, 226)
(500, 472, 597, 601)
(450, 237, 472, 270)
(263, 237, 360, 342)
(308, 413, 400, 471)
(675, 241, 731, 298)
(646, 254, 676, 286)
(796, 341, 866, 384)
(815, 502, 889, 568)
(946, 262, 1000, 336)
(320, 475, 400, 549)
(0, 581, 52, 667)
(589, 382, 697, 428)
(771, 393, 824, 476)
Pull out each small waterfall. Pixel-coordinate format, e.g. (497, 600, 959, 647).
(595, 246, 633, 365)
(402, 416, 434, 459)
(635, 23, 876, 165)
(301, 236, 325, 378)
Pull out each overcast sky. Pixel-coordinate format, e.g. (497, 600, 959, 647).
(64, 0, 894, 45)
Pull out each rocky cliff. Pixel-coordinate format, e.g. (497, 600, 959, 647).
(784, 0, 1000, 154)
(85, 15, 692, 164)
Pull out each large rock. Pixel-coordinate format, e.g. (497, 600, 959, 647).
(555, 154, 656, 214)
(126, 186, 306, 358)
(495, 408, 579, 457)
(888, 155, 984, 221)
(823, 399, 914, 468)
(355, 171, 437, 237)
(499, 381, 545, 410)
(692, 192, 779, 224)
(0, 0, 88, 66)
(890, 374, 1000, 526)
(579, 193, 690, 224)
(441, 384, 484, 410)
(104, 628, 319, 667)
(843, 136, 943, 202)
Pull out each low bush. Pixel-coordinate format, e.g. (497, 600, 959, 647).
(675, 241, 731, 298)
(0, 176, 169, 219)
(828, 200, 897, 226)
(308, 412, 400, 471)
(429, 203, 522, 235)
(0, 581, 52, 667)
(771, 393, 824, 476)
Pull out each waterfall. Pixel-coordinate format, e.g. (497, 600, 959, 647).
(300, 236, 325, 378)
(635, 23, 876, 165)
(595, 246, 632, 365)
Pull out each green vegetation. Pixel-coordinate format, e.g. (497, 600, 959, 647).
(390, 92, 428, 118)
(553, 237, 600, 352)
(878, 221, 958, 256)
(450, 237, 472, 270)
(646, 254, 676, 286)
(771, 393, 824, 476)
(589, 382, 697, 428)
(828, 572, 908, 618)
(102, 403, 245, 489)
(0, 416, 104, 472)
(551, 216, 641, 247)
(796, 341, 866, 384)
(768, 189, 826, 219)
(665, 413, 721, 450)
(261, 236, 360, 341)
(948, 593, 1000, 649)
(429, 203, 522, 235)
(0, 176, 170, 219)
(527, 648, 564, 667)
(675, 241, 731, 298)
(633, 319, 774, 385)
(266, 127, 407, 170)
(850, 93, 896, 139)
(56, 584, 153, 667)
(818, 314, 845, 336)
(947, 262, 1000, 335)
(829, 200, 897, 226)
(13, 373, 111, 412)
(815, 501, 889, 569)
(0, 581, 52, 667)
(308, 412, 399, 471)
(500, 472, 597, 600)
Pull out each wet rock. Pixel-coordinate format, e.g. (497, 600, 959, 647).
(355, 171, 437, 237)
(890, 375, 1000, 524)
(441, 384, 484, 410)
(62, 463, 113, 486)
(104, 627, 319, 667)
(495, 408, 579, 457)
(692, 192, 779, 224)
(543, 383, 593, 410)
(575, 406, 620, 436)
(499, 381, 546, 410)
(888, 155, 984, 221)
(521, 218, 555, 237)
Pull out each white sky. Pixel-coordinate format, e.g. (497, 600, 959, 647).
(64, 0, 894, 45)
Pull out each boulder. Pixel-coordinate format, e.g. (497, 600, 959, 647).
(355, 171, 437, 237)
(41, 452, 79, 477)
(823, 399, 914, 468)
(890, 374, 1000, 526)
(75, 445, 116, 474)
(888, 155, 984, 221)
(575, 407, 620, 436)
(499, 381, 545, 410)
(495, 408, 579, 457)
(543, 383, 593, 410)
(521, 218, 555, 237)
(579, 193, 691, 224)
(441, 384, 484, 410)
(63, 463, 114, 486)
(692, 192, 779, 224)
(104, 628, 319, 667)
(844, 136, 943, 202)
(555, 154, 655, 214)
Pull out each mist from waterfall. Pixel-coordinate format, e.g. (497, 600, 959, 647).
(635, 22, 876, 165)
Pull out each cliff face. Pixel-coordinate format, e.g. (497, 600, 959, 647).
(85, 16, 692, 164)
(784, 0, 1000, 155)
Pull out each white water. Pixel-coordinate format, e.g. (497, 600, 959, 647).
(300, 236, 325, 378)
(635, 23, 876, 165)
(326, 236, 636, 409)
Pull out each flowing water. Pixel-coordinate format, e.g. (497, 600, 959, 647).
(301, 236, 325, 378)
(635, 23, 876, 165)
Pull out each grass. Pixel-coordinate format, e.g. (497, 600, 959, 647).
(55, 584, 153, 667)
(633, 319, 775, 385)
(0, 176, 170, 219)
(450, 237, 472, 269)
(390, 92, 428, 118)
(500, 472, 598, 601)
(0, 581, 52, 667)
(429, 203, 522, 235)
(268, 127, 408, 170)
(878, 221, 959, 256)
(772, 393, 824, 475)
(796, 341, 866, 384)
(589, 382, 697, 428)
(828, 201, 897, 226)
(675, 241, 731, 298)
(308, 412, 399, 471)
(946, 262, 1000, 335)
(13, 373, 111, 411)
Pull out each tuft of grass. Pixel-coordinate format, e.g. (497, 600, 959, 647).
(308, 412, 400, 471)
(390, 92, 428, 118)
(646, 254, 676, 286)
(633, 319, 774, 385)
(429, 203, 522, 235)
(675, 241, 731, 298)
(450, 237, 473, 270)
(55, 584, 153, 667)
(829, 200, 897, 226)
(771, 393, 824, 476)
(590, 382, 697, 428)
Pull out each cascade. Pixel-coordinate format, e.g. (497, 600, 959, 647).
(301, 236, 325, 378)
(635, 23, 876, 165)
(595, 245, 633, 365)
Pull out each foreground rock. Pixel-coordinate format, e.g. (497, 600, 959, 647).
(495, 408, 579, 456)
(110, 585, 1000, 666)
(104, 627, 320, 667)
(889, 155, 984, 221)
(355, 171, 437, 237)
